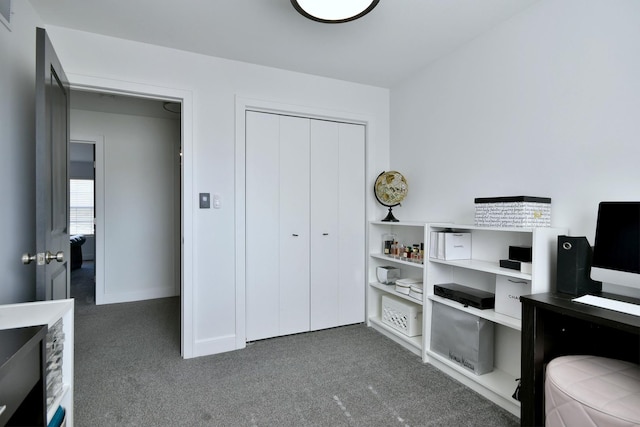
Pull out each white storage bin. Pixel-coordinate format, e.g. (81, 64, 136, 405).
(431, 301, 494, 375)
(494, 275, 531, 319)
(395, 281, 411, 295)
(409, 283, 423, 301)
(377, 266, 400, 285)
(442, 232, 471, 260)
(430, 231, 471, 260)
(474, 196, 551, 227)
(395, 277, 421, 295)
(381, 294, 422, 337)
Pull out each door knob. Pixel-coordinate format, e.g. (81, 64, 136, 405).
(45, 251, 65, 264)
(22, 253, 37, 264)
(22, 251, 64, 265)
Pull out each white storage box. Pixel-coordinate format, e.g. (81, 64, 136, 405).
(381, 294, 422, 337)
(377, 266, 400, 285)
(494, 275, 531, 319)
(431, 301, 494, 375)
(430, 231, 471, 260)
(409, 283, 424, 301)
(395, 277, 422, 295)
(442, 232, 471, 260)
(474, 196, 551, 227)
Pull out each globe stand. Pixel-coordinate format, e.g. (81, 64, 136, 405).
(374, 171, 407, 223)
(382, 206, 399, 222)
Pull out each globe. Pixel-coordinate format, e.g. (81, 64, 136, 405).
(374, 171, 408, 222)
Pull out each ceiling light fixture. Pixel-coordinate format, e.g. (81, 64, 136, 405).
(291, 0, 379, 23)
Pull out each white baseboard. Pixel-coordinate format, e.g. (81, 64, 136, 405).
(190, 334, 239, 359)
(97, 287, 178, 305)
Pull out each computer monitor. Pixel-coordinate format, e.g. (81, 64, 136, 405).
(590, 202, 640, 290)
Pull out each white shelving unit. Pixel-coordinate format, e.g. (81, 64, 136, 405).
(0, 299, 74, 426)
(424, 224, 567, 417)
(367, 221, 427, 357)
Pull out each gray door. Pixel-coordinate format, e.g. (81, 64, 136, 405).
(33, 27, 70, 300)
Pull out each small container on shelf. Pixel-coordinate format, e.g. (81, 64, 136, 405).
(403, 244, 412, 261)
(409, 282, 423, 300)
(411, 244, 422, 263)
(395, 280, 411, 295)
(396, 277, 422, 295)
(376, 266, 400, 285)
(382, 233, 397, 256)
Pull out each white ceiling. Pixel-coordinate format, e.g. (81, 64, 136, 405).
(28, 0, 539, 88)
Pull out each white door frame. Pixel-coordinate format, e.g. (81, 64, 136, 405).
(235, 96, 372, 349)
(69, 73, 195, 358)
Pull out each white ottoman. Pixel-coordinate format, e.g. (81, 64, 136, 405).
(545, 355, 640, 427)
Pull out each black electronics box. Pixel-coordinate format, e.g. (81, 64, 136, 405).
(508, 245, 532, 262)
(434, 283, 495, 310)
(499, 259, 521, 270)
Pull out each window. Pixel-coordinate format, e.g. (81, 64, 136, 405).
(70, 179, 94, 235)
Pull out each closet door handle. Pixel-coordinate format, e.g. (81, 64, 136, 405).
(322, 233, 329, 236)
(292, 234, 299, 237)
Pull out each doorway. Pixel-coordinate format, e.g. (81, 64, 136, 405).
(67, 74, 194, 357)
(68, 90, 182, 308)
(69, 140, 97, 306)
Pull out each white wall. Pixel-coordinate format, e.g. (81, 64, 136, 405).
(42, 26, 390, 356)
(391, 0, 640, 244)
(71, 109, 181, 304)
(0, 2, 43, 304)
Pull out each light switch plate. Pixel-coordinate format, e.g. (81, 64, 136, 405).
(212, 194, 222, 209)
(199, 193, 210, 209)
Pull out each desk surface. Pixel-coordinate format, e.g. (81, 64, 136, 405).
(521, 291, 640, 332)
(0, 325, 48, 426)
(0, 326, 47, 370)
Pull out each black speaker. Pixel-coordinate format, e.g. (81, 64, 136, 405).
(556, 236, 602, 296)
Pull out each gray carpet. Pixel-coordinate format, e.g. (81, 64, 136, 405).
(71, 270, 519, 426)
(70, 261, 95, 310)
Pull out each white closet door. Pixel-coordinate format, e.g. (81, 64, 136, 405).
(245, 111, 281, 341)
(278, 115, 311, 336)
(247, 111, 364, 340)
(310, 120, 340, 330)
(337, 123, 366, 325)
(310, 121, 366, 330)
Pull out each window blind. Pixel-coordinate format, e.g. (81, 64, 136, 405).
(70, 179, 94, 235)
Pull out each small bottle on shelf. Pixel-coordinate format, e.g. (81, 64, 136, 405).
(382, 233, 396, 255)
(403, 244, 410, 260)
(412, 244, 421, 263)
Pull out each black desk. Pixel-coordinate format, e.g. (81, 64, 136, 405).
(0, 325, 48, 426)
(520, 292, 640, 426)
